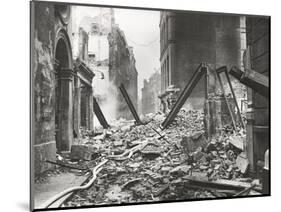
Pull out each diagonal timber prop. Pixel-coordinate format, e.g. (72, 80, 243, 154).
(215, 66, 245, 129)
(93, 97, 110, 129)
(119, 83, 142, 125)
(161, 63, 206, 129)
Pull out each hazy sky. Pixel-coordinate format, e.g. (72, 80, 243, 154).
(73, 6, 160, 98)
(114, 8, 160, 97)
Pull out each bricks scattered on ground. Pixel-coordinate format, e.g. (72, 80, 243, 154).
(39, 109, 258, 207)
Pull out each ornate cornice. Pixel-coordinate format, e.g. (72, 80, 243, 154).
(74, 60, 95, 86)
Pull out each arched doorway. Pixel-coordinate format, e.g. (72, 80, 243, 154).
(54, 29, 73, 152)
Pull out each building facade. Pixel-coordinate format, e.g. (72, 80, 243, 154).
(159, 11, 242, 110)
(141, 71, 161, 115)
(86, 9, 112, 122)
(245, 16, 269, 176)
(32, 2, 95, 175)
(108, 24, 138, 120)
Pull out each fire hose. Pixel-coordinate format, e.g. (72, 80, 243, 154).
(108, 141, 149, 161)
(40, 142, 149, 208)
(40, 159, 109, 209)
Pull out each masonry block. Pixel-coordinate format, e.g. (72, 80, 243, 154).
(34, 141, 56, 175)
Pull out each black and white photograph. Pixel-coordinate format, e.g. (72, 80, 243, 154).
(30, 1, 270, 211)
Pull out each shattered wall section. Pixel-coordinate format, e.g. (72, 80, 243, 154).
(32, 2, 74, 175)
(141, 71, 161, 115)
(33, 2, 57, 175)
(108, 25, 138, 120)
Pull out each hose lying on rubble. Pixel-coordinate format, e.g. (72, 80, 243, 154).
(108, 141, 149, 161)
(40, 141, 150, 208)
(39, 159, 109, 209)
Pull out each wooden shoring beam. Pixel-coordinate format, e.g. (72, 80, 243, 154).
(229, 66, 269, 98)
(93, 97, 110, 129)
(214, 66, 237, 131)
(119, 83, 142, 125)
(216, 66, 245, 129)
(161, 63, 206, 129)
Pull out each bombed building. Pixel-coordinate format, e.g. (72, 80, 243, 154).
(32, 3, 96, 176)
(82, 8, 115, 123)
(31, 2, 270, 210)
(245, 17, 269, 174)
(159, 11, 269, 177)
(141, 70, 161, 115)
(108, 24, 138, 119)
(159, 11, 244, 110)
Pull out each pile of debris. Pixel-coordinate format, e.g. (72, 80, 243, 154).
(52, 109, 260, 207)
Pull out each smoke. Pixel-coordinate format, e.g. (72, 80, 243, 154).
(93, 71, 118, 127)
(182, 97, 205, 111)
(100, 82, 118, 122)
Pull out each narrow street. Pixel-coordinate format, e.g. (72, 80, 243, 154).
(31, 2, 270, 210)
(36, 109, 260, 208)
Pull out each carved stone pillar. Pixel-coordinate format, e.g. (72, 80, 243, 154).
(87, 87, 94, 130)
(167, 13, 176, 85)
(57, 68, 74, 151)
(73, 76, 81, 138)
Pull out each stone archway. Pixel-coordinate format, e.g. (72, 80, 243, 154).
(54, 29, 73, 152)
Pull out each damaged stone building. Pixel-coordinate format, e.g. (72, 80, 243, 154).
(108, 24, 138, 119)
(32, 3, 140, 175)
(141, 70, 161, 115)
(245, 17, 269, 175)
(159, 11, 269, 179)
(73, 6, 139, 121)
(159, 11, 243, 110)
(31, 3, 270, 209)
(32, 3, 95, 175)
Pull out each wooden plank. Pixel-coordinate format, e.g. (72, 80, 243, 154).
(229, 67, 269, 98)
(243, 68, 269, 97)
(224, 70, 245, 128)
(183, 177, 260, 192)
(119, 83, 142, 125)
(161, 64, 205, 129)
(93, 97, 110, 129)
(215, 69, 237, 130)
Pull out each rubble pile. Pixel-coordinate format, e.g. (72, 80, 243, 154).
(58, 109, 259, 207)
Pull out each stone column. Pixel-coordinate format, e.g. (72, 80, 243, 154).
(167, 13, 176, 86)
(57, 68, 74, 151)
(87, 87, 94, 130)
(73, 76, 81, 138)
(246, 90, 255, 174)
